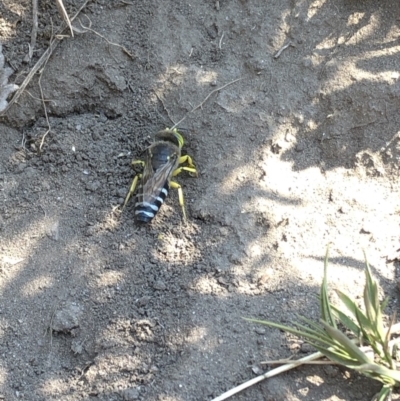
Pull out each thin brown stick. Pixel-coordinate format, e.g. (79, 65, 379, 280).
(79, 16, 134, 59)
(38, 69, 51, 152)
(0, 0, 91, 117)
(154, 91, 176, 125)
(274, 41, 294, 59)
(29, 0, 38, 59)
(24, 90, 53, 103)
(171, 77, 243, 129)
(38, 19, 55, 152)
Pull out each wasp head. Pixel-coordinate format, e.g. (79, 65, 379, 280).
(155, 128, 184, 149)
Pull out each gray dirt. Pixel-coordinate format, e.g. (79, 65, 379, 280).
(1, 0, 400, 400)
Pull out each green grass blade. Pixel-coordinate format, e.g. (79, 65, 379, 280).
(310, 343, 359, 365)
(320, 321, 372, 364)
(355, 363, 400, 385)
(293, 321, 333, 343)
(354, 308, 382, 350)
(336, 290, 361, 319)
(364, 281, 378, 333)
(331, 304, 361, 338)
(364, 256, 386, 341)
(364, 253, 377, 305)
(355, 314, 386, 360)
(297, 315, 331, 337)
(372, 385, 392, 401)
(354, 305, 374, 337)
(383, 314, 396, 369)
(245, 318, 337, 348)
(320, 247, 336, 328)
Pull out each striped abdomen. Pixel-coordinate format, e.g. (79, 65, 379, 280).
(134, 182, 169, 223)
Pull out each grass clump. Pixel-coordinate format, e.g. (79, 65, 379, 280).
(247, 249, 400, 401)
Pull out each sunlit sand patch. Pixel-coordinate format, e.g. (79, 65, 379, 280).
(95, 270, 124, 289)
(40, 377, 71, 398)
(3, 1, 27, 17)
(0, 364, 6, 387)
(156, 64, 188, 89)
(242, 153, 398, 282)
(307, 0, 327, 21)
(0, 217, 61, 291)
(195, 69, 218, 85)
(185, 326, 208, 346)
(156, 230, 200, 264)
(219, 164, 256, 195)
(20, 275, 53, 297)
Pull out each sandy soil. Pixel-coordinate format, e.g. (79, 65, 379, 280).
(1, 0, 400, 400)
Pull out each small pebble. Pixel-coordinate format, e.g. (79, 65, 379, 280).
(52, 302, 83, 333)
(86, 181, 101, 192)
(122, 388, 140, 400)
(117, 188, 127, 198)
(137, 296, 150, 306)
(150, 365, 159, 373)
(324, 365, 339, 378)
(16, 163, 27, 173)
(71, 340, 83, 355)
(153, 280, 167, 291)
(300, 343, 314, 353)
(252, 366, 263, 375)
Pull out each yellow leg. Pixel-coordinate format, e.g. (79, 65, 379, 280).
(172, 166, 197, 177)
(131, 160, 145, 167)
(178, 155, 195, 169)
(170, 181, 187, 221)
(122, 174, 142, 210)
(175, 154, 198, 177)
(122, 158, 145, 210)
(122, 160, 145, 210)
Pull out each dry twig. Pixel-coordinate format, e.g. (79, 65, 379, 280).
(55, 0, 74, 37)
(211, 352, 324, 401)
(219, 31, 225, 49)
(171, 77, 243, 129)
(36, 18, 54, 152)
(274, 41, 294, 59)
(79, 16, 134, 59)
(29, 0, 39, 59)
(38, 58, 52, 152)
(154, 91, 176, 125)
(0, 0, 91, 117)
(211, 322, 400, 401)
(0, 44, 18, 112)
(261, 358, 338, 365)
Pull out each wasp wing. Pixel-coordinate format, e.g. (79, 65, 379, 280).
(138, 151, 178, 206)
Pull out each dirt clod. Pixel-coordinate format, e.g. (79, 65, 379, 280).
(52, 303, 83, 333)
(122, 388, 140, 400)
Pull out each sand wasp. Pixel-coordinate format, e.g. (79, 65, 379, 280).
(122, 128, 197, 223)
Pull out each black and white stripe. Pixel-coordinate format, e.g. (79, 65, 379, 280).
(134, 185, 169, 223)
